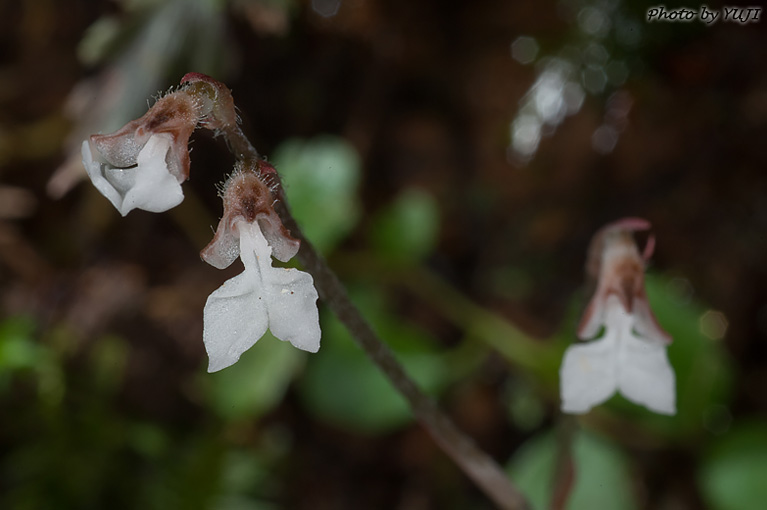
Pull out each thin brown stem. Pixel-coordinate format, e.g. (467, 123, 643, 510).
(550, 416, 577, 510)
(222, 123, 260, 162)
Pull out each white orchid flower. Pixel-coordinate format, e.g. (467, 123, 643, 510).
(81, 90, 210, 216)
(560, 218, 676, 415)
(203, 220, 320, 372)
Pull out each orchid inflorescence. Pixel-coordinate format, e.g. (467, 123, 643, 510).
(82, 73, 676, 418)
(82, 73, 320, 372)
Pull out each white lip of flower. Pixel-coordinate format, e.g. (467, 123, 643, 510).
(560, 294, 676, 415)
(560, 220, 675, 416)
(81, 133, 184, 216)
(203, 219, 320, 372)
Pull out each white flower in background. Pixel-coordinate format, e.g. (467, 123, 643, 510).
(82, 133, 184, 216)
(560, 218, 676, 415)
(201, 166, 320, 372)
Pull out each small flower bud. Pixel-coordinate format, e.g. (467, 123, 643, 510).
(180, 72, 238, 133)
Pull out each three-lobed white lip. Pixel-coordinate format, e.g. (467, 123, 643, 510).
(203, 220, 320, 373)
(560, 294, 676, 415)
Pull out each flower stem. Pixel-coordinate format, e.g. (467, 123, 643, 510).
(550, 416, 577, 510)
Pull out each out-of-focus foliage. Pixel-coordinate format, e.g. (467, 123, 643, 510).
(369, 187, 440, 264)
(273, 136, 361, 254)
(203, 331, 307, 422)
(700, 422, 767, 510)
(507, 429, 638, 510)
(0, 318, 284, 509)
(298, 286, 450, 434)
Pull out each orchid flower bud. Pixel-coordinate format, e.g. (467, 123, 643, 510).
(560, 218, 676, 415)
(82, 90, 210, 216)
(201, 164, 319, 372)
(180, 72, 237, 133)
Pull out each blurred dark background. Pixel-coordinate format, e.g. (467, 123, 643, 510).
(1, 0, 766, 508)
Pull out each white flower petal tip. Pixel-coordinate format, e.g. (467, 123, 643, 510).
(203, 269, 268, 373)
(82, 134, 184, 216)
(200, 217, 240, 269)
(560, 296, 676, 416)
(560, 336, 618, 414)
(265, 268, 321, 353)
(202, 221, 321, 371)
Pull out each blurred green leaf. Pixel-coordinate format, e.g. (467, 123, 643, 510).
(0, 316, 39, 371)
(130, 422, 169, 459)
(204, 332, 306, 421)
(507, 428, 638, 510)
(89, 334, 128, 394)
(504, 378, 546, 432)
(700, 422, 767, 510)
(213, 449, 280, 510)
(299, 287, 448, 434)
(78, 16, 123, 65)
(369, 188, 440, 263)
(273, 136, 361, 254)
(646, 274, 734, 420)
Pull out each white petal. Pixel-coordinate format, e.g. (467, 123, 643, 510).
(82, 134, 184, 216)
(203, 270, 268, 372)
(257, 215, 300, 263)
(618, 332, 676, 415)
(263, 267, 321, 352)
(119, 134, 184, 215)
(200, 216, 240, 270)
(245, 221, 321, 352)
(82, 140, 126, 212)
(560, 333, 618, 414)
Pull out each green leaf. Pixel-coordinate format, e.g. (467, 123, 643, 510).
(272, 136, 361, 254)
(0, 317, 39, 371)
(369, 188, 440, 263)
(700, 422, 767, 510)
(204, 332, 306, 421)
(89, 334, 128, 394)
(507, 428, 638, 510)
(77, 16, 123, 66)
(299, 287, 447, 434)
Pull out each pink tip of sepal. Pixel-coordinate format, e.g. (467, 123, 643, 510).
(605, 217, 651, 233)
